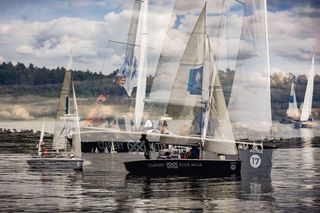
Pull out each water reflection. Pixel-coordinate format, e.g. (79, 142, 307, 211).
(1, 150, 320, 211)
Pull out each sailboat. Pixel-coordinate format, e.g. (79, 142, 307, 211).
(124, 3, 241, 178)
(227, 0, 275, 177)
(293, 53, 317, 128)
(82, 0, 148, 138)
(27, 51, 83, 171)
(280, 80, 300, 124)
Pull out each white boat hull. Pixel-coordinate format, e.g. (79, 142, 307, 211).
(27, 157, 83, 171)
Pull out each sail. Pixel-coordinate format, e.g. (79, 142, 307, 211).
(72, 83, 82, 157)
(37, 118, 45, 156)
(160, 4, 237, 155)
(300, 53, 315, 121)
(286, 80, 300, 119)
(52, 51, 73, 150)
(204, 38, 237, 155)
(120, 0, 142, 96)
(134, 0, 148, 129)
(166, 5, 207, 116)
(228, 0, 272, 140)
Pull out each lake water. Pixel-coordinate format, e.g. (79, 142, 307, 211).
(1, 144, 320, 212)
(0, 120, 320, 211)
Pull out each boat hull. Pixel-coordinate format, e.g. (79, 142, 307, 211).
(239, 148, 274, 179)
(292, 120, 317, 128)
(124, 159, 241, 178)
(27, 157, 83, 171)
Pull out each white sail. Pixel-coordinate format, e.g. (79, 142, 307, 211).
(52, 50, 73, 150)
(228, 0, 272, 140)
(300, 53, 315, 121)
(37, 118, 45, 156)
(134, 0, 148, 129)
(204, 38, 237, 155)
(166, 5, 207, 111)
(72, 83, 82, 157)
(286, 80, 300, 119)
(164, 4, 237, 155)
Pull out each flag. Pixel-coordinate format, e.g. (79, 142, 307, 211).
(289, 95, 294, 103)
(188, 66, 203, 95)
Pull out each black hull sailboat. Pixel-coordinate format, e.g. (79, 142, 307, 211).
(124, 159, 241, 178)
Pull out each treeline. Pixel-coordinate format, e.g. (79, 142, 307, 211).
(1, 62, 319, 117)
(0, 62, 112, 85)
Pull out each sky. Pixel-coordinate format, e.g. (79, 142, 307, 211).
(0, 0, 319, 77)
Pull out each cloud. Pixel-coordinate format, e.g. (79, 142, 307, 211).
(0, 0, 318, 77)
(0, 105, 34, 120)
(16, 45, 34, 55)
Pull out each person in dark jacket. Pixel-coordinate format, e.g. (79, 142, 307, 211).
(83, 74, 131, 129)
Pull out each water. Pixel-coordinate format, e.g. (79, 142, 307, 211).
(1, 144, 320, 212)
(0, 120, 320, 211)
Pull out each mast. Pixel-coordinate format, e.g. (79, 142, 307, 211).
(200, 2, 207, 157)
(134, 0, 148, 129)
(264, 0, 272, 137)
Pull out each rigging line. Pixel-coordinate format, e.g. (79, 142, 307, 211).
(109, 40, 155, 49)
(234, 0, 245, 5)
(226, 0, 230, 70)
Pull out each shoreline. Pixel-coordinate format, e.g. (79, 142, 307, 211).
(0, 128, 319, 154)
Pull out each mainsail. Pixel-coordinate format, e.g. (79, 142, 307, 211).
(52, 50, 82, 157)
(52, 50, 74, 150)
(300, 53, 315, 121)
(162, 4, 237, 155)
(286, 80, 300, 119)
(120, 0, 141, 96)
(134, 0, 148, 129)
(228, 0, 272, 140)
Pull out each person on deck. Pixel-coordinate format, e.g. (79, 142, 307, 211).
(83, 74, 131, 129)
(39, 141, 48, 157)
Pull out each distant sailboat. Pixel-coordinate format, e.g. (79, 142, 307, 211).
(293, 53, 317, 128)
(82, 0, 148, 132)
(280, 80, 300, 124)
(27, 50, 83, 170)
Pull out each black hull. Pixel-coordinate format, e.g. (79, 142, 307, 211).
(279, 116, 299, 124)
(124, 159, 241, 178)
(27, 157, 83, 171)
(239, 148, 274, 179)
(292, 121, 316, 128)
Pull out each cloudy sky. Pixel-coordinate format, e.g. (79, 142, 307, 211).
(0, 0, 319, 77)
